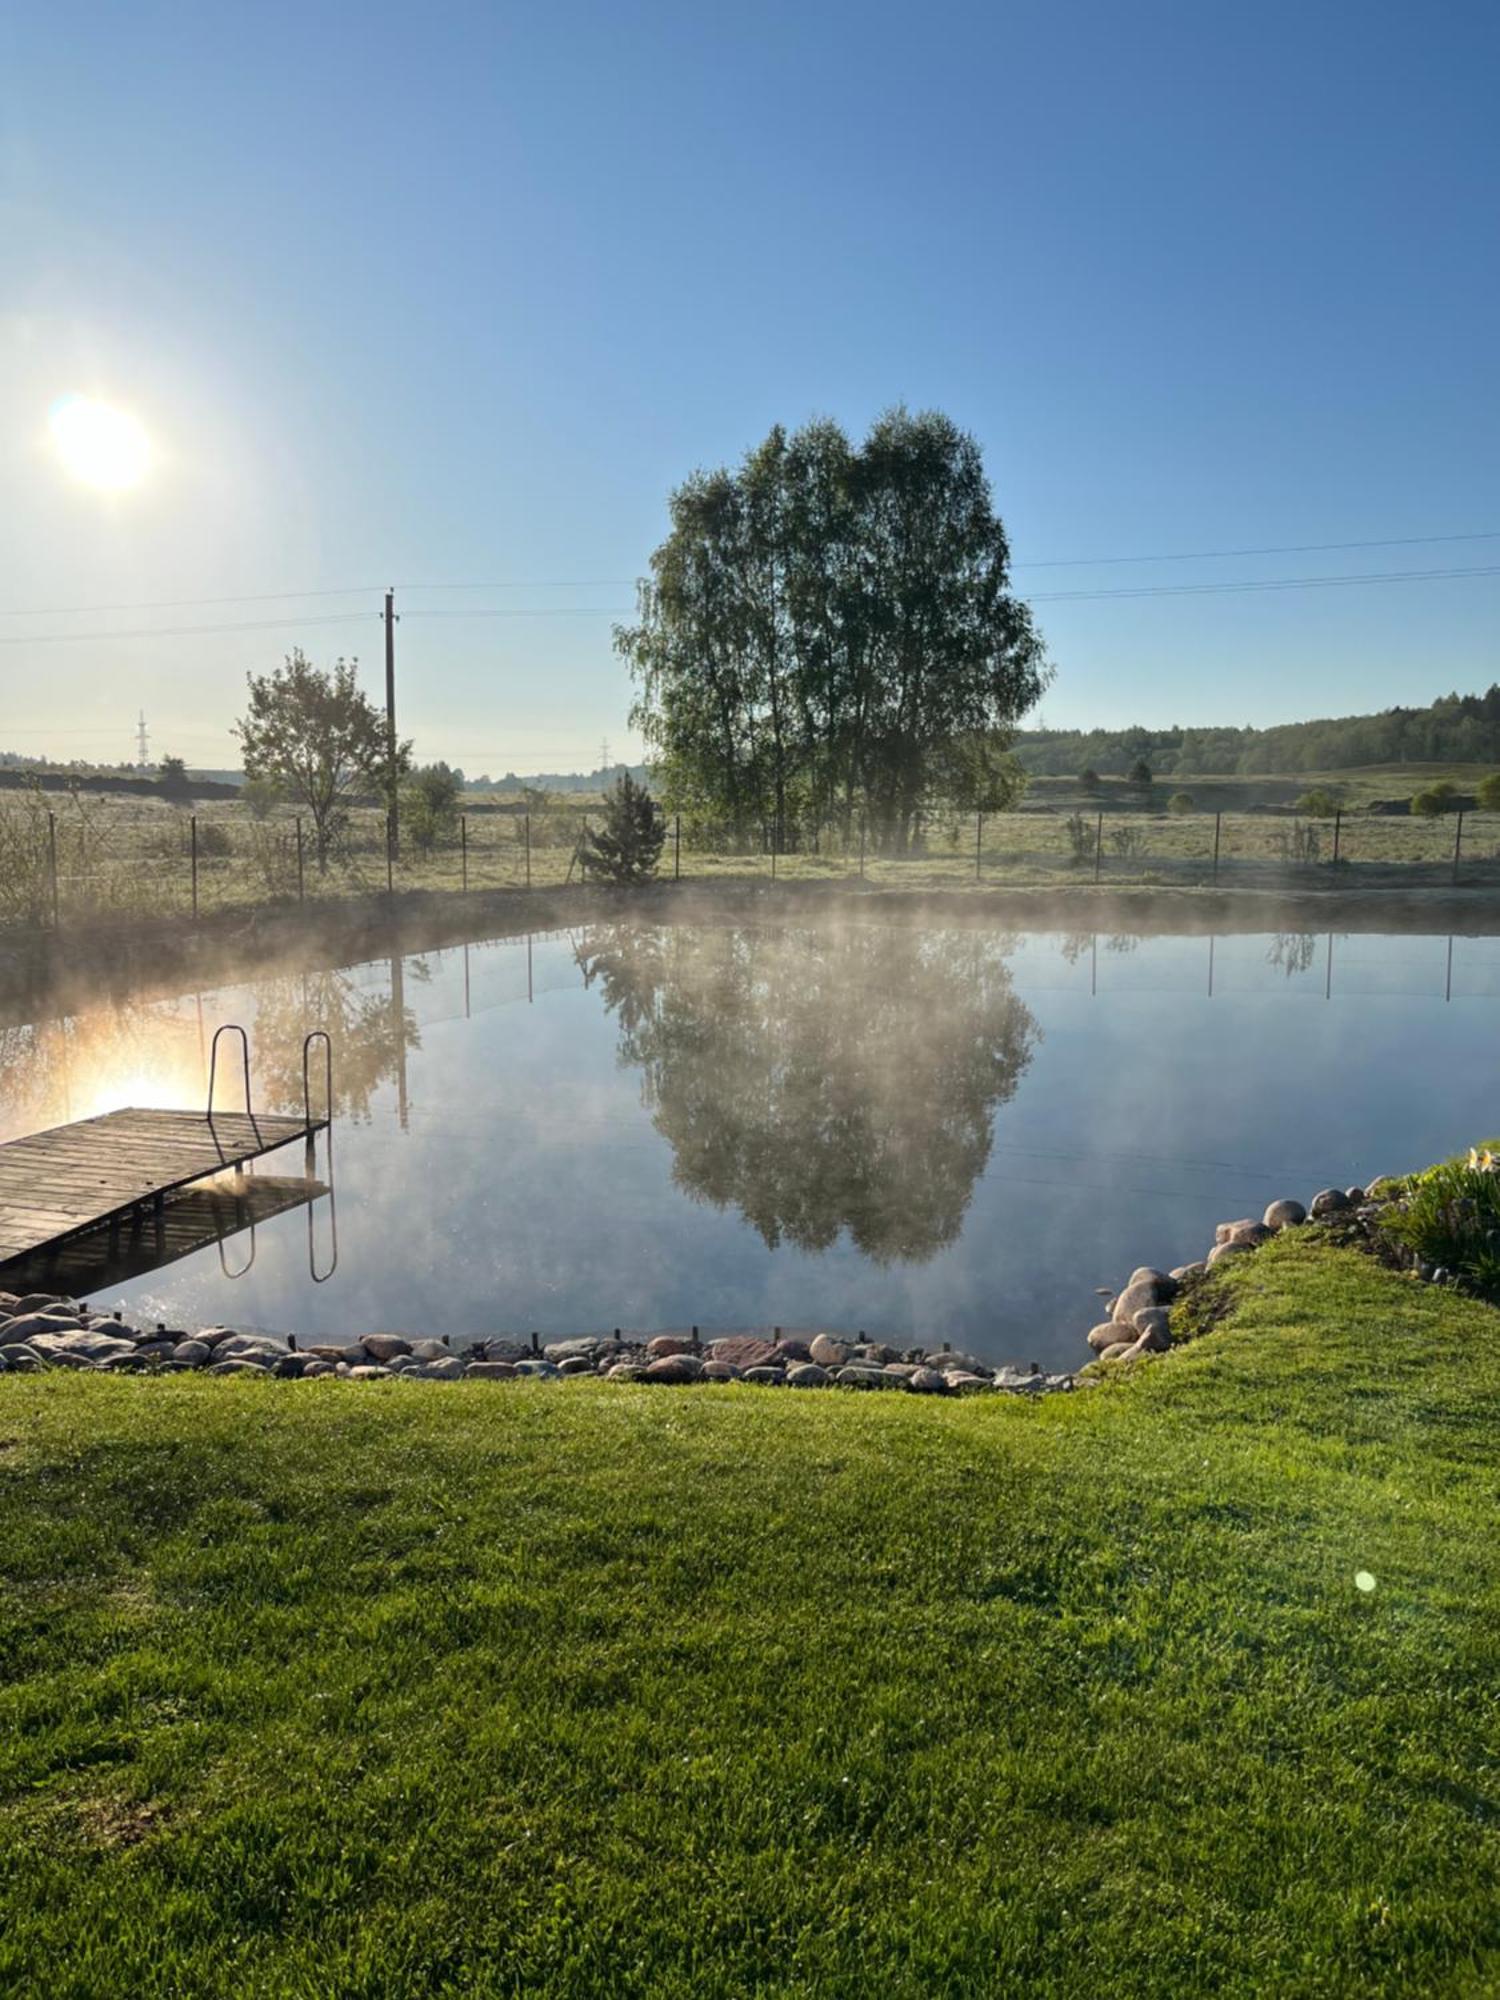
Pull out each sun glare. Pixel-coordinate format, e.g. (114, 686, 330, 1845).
(49, 394, 153, 491)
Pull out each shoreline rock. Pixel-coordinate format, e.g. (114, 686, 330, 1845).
(0, 1292, 1075, 1398)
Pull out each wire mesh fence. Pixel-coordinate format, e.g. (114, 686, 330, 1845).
(4, 789, 1497, 931)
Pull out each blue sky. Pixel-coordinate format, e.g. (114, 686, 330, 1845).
(1, 0, 1496, 773)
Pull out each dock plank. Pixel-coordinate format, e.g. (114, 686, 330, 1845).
(0, 1107, 326, 1268)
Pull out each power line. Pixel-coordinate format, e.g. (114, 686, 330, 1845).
(1014, 528, 1500, 569)
(0, 612, 380, 647)
(6, 529, 1500, 621)
(1029, 562, 1500, 604)
(0, 586, 389, 619)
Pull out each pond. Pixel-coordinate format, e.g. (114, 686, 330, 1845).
(2, 919, 1496, 1369)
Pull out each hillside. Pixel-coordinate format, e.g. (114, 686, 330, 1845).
(1017, 685, 1500, 777)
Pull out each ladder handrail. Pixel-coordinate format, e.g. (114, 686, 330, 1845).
(302, 1030, 333, 1127)
(206, 1024, 259, 1140)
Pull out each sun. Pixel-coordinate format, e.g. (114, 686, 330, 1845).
(49, 394, 153, 491)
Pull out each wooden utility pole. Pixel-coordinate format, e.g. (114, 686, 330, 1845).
(384, 589, 399, 869)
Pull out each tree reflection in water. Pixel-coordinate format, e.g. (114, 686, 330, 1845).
(577, 924, 1037, 1262)
(248, 964, 425, 1123)
(0, 962, 424, 1138)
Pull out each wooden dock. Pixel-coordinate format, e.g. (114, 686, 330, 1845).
(0, 1174, 328, 1294)
(0, 1108, 327, 1269)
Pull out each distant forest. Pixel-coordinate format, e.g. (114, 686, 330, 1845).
(1015, 686, 1500, 777)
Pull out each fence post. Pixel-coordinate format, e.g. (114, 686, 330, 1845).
(47, 810, 59, 928)
(295, 818, 305, 901)
(975, 810, 983, 880)
(1452, 809, 1465, 885)
(461, 814, 468, 892)
(524, 812, 531, 889)
(190, 815, 199, 921)
(674, 812, 681, 882)
(1094, 809, 1103, 884)
(1331, 809, 1342, 868)
(1212, 810, 1221, 886)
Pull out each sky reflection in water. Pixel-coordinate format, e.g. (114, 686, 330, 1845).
(2, 922, 1496, 1368)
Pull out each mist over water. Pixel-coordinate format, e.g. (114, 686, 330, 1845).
(3, 919, 1496, 1368)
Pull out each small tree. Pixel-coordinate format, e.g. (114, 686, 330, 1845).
(1476, 772, 1500, 811)
(240, 774, 283, 820)
(159, 755, 193, 805)
(234, 650, 407, 867)
(1167, 790, 1194, 815)
(403, 761, 461, 853)
(1412, 781, 1458, 818)
(1295, 787, 1339, 818)
(585, 772, 664, 884)
(1128, 757, 1154, 792)
(1078, 767, 1101, 795)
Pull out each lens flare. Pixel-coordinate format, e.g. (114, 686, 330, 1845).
(49, 395, 153, 490)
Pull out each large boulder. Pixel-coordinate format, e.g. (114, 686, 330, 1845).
(1131, 1307, 1171, 1339)
(1127, 1267, 1179, 1298)
(1206, 1240, 1254, 1267)
(1087, 1322, 1124, 1353)
(215, 1334, 288, 1360)
(544, 1336, 615, 1365)
(646, 1334, 696, 1359)
(773, 1338, 814, 1365)
(834, 1365, 889, 1390)
(708, 1335, 779, 1369)
(1214, 1219, 1259, 1246)
(415, 1356, 467, 1379)
(809, 1334, 850, 1369)
(702, 1361, 741, 1381)
(474, 1339, 533, 1364)
(1112, 1280, 1165, 1325)
(645, 1353, 705, 1383)
(2, 1311, 83, 1344)
(465, 1361, 518, 1380)
(362, 1333, 413, 1363)
(170, 1340, 213, 1367)
(1226, 1221, 1274, 1247)
(784, 1362, 831, 1388)
(1309, 1187, 1351, 1218)
(1262, 1198, 1307, 1230)
(741, 1365, 786, 1386)
(906, 1367, 950, 1394)
(929, 1350, 989, 1375)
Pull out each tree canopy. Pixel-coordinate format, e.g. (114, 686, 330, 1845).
(1012, 686, 1500, 779)
(585, 772, 665, 884)
(616, 410, 1048, 852)
(234, 651, 407, 864)
(577, 921, 1036, 1261)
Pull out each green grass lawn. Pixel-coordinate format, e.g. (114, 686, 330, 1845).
(2, 1235, 1498, 1996)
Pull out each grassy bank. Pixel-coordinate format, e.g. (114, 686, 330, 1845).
(2, 1235, 1498, 1996)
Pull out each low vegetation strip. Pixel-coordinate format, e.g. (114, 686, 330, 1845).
(1, 1236, 1498, 1996)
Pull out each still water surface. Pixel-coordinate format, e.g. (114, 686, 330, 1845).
(3, 922, 1496, 1368)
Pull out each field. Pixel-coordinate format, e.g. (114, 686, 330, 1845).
(3, 771, 1499, 931)
(1, 1233, 1498, 1995)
